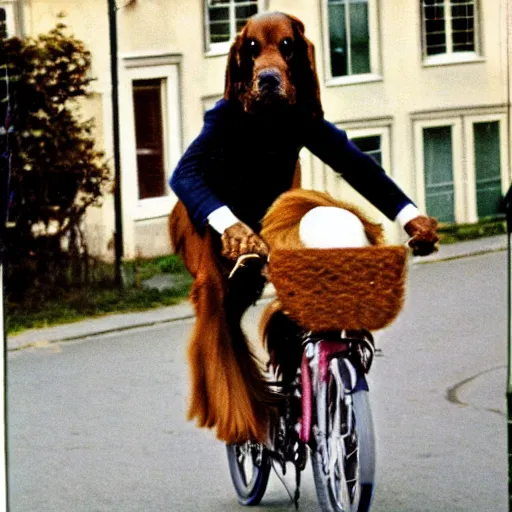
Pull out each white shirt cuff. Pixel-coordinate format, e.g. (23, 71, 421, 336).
(207, 206, 240, 234)
(395, 204, 421, 228)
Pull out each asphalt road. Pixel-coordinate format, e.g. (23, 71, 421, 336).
(7, 252, 508, 511)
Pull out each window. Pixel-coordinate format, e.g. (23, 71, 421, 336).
(414, 119, 464, 223)
(473, 122, 502, 217)
(347, 126, 390, 169)
(327, 0, 370, 77)
(421, 0, 480, 63)
(422, 126, 456, 223)
(205, 0, 259, 53)
(351, 135, 382, 166)
(323, 0, 381, 84)
(325, 126, 391, 209)
(466, 116, 507, 220)
(415, 115, 507, 224)
(0, 1, 16, 39)
(132, 79, 166, 200)
(122, 56, 182, 221)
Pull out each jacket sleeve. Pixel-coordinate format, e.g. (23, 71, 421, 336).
(304, 119, 415, 221)
(169, 104, 227, 227)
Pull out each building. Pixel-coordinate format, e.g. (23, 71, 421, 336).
(2, 0, 511, 258)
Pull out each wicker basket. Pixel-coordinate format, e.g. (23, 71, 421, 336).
(268, 246, 408, 332)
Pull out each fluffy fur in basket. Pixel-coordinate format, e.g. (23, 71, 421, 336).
(260, 189, 407, 339)
(261, 189, 385, 250)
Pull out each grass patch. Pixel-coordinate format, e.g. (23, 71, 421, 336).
(439, 217, 506, 244)
(124, 254, 190, 284)
(6, 254, 193, 336)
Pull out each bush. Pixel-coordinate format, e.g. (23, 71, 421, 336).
(439, 217, 507, 244)
(0, 22, 110, 298)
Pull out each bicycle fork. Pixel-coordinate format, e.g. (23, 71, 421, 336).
(299, 338, 354, 444)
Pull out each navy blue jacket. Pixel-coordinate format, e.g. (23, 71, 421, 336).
(170, 99, 414, 232)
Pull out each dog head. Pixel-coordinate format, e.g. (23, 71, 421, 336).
(224, 12, 323, 119)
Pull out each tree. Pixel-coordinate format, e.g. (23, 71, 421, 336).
(0, 22, 110, 296)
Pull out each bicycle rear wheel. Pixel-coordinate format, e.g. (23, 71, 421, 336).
(311, 358, 375, 512)
(226, 442, 271, 506)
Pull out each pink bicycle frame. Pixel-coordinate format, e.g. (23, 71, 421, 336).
(299, 340, 349, 443)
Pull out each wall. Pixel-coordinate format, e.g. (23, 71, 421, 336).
(20, 0, 512, 255)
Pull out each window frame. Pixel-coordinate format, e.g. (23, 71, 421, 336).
(345, 126, 391, 173)
(0, 0, 17, 39)
(308, 124, 391, 210)
(464, 113, 508, 222)
(414, 118, 464, 223)
(322, 0, 382, 86)
(132, 78, 168, 201)
(204, 0, 264, 56)
(421, 0, 483, 67)
(121, 56, 182, 221)
(414, 114, 509, 224)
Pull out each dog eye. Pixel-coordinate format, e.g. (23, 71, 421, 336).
(247, 39, 260, 58)
(279, 38, 294, 59)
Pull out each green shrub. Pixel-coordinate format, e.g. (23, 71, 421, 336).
(1, 21, 110, 298)
(439, 217, 506, 244)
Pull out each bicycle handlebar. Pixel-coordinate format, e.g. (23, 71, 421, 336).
(228, 239, 435, 282)
(228, 253, 266, 279)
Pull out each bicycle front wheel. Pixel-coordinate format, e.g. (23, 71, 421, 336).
(226, 442, 271, 506)
(311, 358, 376, 512)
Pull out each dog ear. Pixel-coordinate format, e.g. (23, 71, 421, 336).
(224, 34, 245, 101)
(287, 14, 323, 120)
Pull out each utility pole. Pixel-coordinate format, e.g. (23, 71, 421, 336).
(0, 45, 10, 512)
(507, 182, 512, 511)
(506, 1, 512, 509)
(107, 0, 124, 287)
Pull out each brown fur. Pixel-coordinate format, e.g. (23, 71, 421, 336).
(169, 202, 274, 443)
(260, 189, 385, 252)
(169, 12, 325, 443)
(259, 189, 400, 349)
(224, 12, 323, 119)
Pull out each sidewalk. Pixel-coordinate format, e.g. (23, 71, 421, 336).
(7, 234, 507, 352)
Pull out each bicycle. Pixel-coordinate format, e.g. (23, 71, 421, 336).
(225, 245, 408, 512)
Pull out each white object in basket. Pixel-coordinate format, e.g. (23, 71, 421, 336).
(299, 207, 371, 249)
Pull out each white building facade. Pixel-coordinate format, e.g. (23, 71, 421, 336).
(2, 0, 511, 258)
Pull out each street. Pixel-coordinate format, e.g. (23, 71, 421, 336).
(7, 251, 508, 511)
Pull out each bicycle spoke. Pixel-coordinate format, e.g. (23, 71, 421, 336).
(312, 357, 368, 512)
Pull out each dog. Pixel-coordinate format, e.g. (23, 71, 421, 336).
(169, 11, 431, 444)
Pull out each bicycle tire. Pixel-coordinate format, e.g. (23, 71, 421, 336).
(226, 442, 272, 506)
(311, 358, 376, 512)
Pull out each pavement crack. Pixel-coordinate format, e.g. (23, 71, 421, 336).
(445, 364, 506, 417)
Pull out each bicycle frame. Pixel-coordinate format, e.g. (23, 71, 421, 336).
(226, 328, 375, 511)
(226, 252, 380, 510)
(299, 338, 352, 444)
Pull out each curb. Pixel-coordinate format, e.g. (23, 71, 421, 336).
(7, 304, 196, 352)
(7, 312, 196, 352)
(7, 289, 277, 353)
(412, 245, 506, 265)
(7, 238, 507, 352)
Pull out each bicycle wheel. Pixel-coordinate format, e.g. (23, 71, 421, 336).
(311, 358, 375, 512)
(226, 442, 272, 506)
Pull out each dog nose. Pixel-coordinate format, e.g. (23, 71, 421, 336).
(258, 69, 281, 93)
